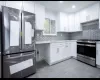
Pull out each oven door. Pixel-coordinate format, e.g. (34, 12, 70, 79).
(84, 44, 96, 58)
(77, 42, 85, 55)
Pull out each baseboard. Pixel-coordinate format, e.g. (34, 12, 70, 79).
(49, 56, 72, 66)
(71, 56, 77, 59)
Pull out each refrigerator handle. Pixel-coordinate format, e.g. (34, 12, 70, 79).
(19, 11, 22, 50)
(7, 53, 22, 59)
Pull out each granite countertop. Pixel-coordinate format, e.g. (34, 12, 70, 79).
(36, 40, 77, 44)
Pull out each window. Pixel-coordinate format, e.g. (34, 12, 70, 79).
(43, 18, 56, 35)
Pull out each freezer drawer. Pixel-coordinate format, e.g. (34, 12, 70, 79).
(21, 52, 36, 77)
(3, 51, 36, 78)
(3, 53, 23, 78)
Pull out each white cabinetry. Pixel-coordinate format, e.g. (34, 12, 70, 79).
(96, 43, 100, 67)
(68, 14, 75, 32)
(75, 12, 82, 31)
(57, 12, 68, 32)
(5, 1, 23, 10)
(23, 1, 35, 13)
(80, 3, 99, 23)
(80, 9, 88, 23)
(48, 42, 70, 65)
(35, 3, 45, 30)
(86, 3, 99, 21)
(69, 41, 77, 58)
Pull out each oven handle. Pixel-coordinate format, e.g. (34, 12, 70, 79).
(84, 44, 95, 47)
(77, 44, 84, 46)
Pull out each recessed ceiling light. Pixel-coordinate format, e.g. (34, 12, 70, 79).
(72, 5, 76, 9)
(59, 1, 63, 3)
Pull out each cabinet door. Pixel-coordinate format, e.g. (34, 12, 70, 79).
(63, 13, 68, 32)
(23, 1, 35, 13)
(50, 43, 61, 63)
(70, 42, 77, 58)
(96, 43, 100, 65)
(35, 3, 45, 30)
(5, 1, 22, 10)
(60, 12, 65, 31)
(80, 9, 88, 23)
(87, 3, 99, 21)
(75, 12, 81, 31)
(68, 14, 75, 32)
(62, 42, 70, 58)
(59, 12, 68, 32)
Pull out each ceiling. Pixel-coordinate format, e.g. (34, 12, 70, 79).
(35, 1, 98, 13)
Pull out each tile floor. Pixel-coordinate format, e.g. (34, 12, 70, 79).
(28, 58, 100, 78)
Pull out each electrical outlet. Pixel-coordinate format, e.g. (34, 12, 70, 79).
(61, 34, 62, 36)
(37, 33, 39, 37)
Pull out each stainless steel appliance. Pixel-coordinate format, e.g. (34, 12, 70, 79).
(77, 39, 98, 67)
(1, 6, 36, 78)
(0, 11, 2, 78)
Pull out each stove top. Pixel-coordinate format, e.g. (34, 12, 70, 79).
(77, 39, 100, 43)
(78, 39, 100, 41)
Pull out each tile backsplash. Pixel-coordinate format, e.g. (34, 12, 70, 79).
(35, 30, 69, 41)
(69, 23, 100, 40)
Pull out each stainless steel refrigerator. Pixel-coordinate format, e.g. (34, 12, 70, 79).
(2, 6, 36, 78)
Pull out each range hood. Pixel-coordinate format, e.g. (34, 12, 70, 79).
(81, 19, 99, 30)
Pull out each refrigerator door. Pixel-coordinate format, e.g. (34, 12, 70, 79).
(21, 11, 36, 52)
(2, 6, 21, 54)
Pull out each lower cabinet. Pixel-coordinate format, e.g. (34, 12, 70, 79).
(69, 41, 77, 58)
(46, 41, 76, 65)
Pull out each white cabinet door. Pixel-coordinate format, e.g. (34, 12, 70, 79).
(23, 1, 35, 13)
(70, 41, 77, 58)
(80, 3, 99, 23)
(68, 14, 75, 32)
(75, 12, 81, 31)
(96, 43, 100, 66)
(5, 1, 22, 10)
(87, 3, 99, 21)
(0, 1, 6, 11)
(57, 12, 68, 32)
(80, 9, 88, 23)
(35, 3, 45, 30)
(63, 42, 70, 58)
(50, 43, 61, 63)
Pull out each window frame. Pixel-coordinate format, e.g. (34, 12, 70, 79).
(43, 18, 57, 36)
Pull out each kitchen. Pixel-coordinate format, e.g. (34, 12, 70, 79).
(0, 1, 100, 78)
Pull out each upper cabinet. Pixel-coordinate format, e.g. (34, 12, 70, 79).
(23, 1, 35, 13)
(68, 14, 75, 32)
(75, 12, 82, 32)
(57, 12, 68, 32)
(34, 3, 45, 30)
(86, 3, 99, 21)
(5, 1, 23, 10)
(80, 3, 99, 23)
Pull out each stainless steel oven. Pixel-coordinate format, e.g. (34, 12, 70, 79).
(77, 40, 96, 67)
